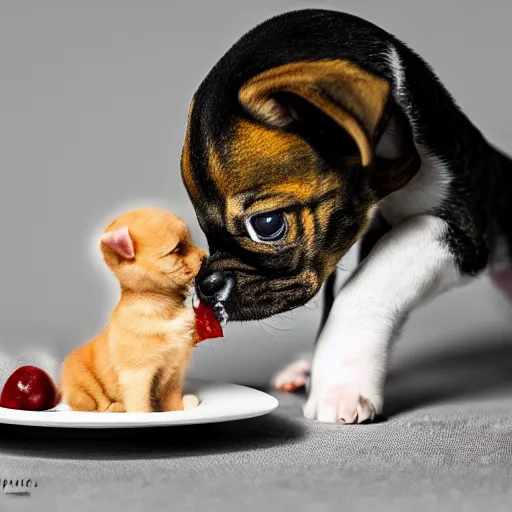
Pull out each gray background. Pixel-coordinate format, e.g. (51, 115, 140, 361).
(0, 0, 511, 389)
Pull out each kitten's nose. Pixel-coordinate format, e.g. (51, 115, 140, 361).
(196, 271, 235, 304)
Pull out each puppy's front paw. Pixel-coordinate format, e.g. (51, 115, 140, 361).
(272, 356, 311, 393)
(304, 383, 377, 424)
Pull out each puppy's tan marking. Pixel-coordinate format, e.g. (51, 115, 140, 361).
(269, 269, 319, 296)
(206, 139, 227, 192)
(211, 129, 315, 199)
(267, 180, 332, 202)
(315, 199, 338, 234)
(233, 119, 303, 162)
(239, 60, 391, 167)
(301, 208, 316, 253)
(181, 99, 200, 200)
(227, 120, 322, 187)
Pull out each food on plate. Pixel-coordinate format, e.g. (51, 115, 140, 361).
(0, 365, 60, 411)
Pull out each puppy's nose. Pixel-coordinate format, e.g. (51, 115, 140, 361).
(196, 271, 235, 303)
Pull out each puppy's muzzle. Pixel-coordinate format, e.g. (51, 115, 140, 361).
(196, 270, 235, 305)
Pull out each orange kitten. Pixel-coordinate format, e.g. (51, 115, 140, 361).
(60, 208, 206, 412)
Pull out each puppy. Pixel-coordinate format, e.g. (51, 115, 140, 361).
(180, 9, 512, 424)
(61, 208, 206, 412)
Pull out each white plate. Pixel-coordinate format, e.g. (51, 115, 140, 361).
(0, 378, 279, 429)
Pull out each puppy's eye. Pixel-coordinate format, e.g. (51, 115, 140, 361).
(247, 212, 287, 242)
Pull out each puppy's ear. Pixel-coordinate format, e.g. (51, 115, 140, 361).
(238, 60, 391, 167)
(100, 226, 135, 260)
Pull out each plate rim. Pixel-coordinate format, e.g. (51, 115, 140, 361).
(0, 378, 279, 429)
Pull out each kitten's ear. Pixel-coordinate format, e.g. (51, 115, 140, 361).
(100, 226, 135, 260)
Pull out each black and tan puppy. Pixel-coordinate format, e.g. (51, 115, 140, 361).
(181, 9, 512, 423)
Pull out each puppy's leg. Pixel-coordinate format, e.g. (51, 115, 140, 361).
(275, 212, 391, 398)
(490, 235, 512, 298)
(357, 210, 392, 264)
(272, 213, 393, 394)
(316, 270, 338, 342)
(271, 274, 333, 393)
(272, 355, 313, 392)
(491, 268, 512, 297)
(271, 269, 336, 393)
(304, 215, 468, 424)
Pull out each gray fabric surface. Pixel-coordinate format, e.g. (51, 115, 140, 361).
(2, 388, 512, 511)
(2, 278, 512, 511)
(1, 277, 510, 511)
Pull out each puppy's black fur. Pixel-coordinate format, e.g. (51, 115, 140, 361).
(183, 9, 512, 327)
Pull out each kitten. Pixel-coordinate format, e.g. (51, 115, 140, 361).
(60, 207, 206, 413)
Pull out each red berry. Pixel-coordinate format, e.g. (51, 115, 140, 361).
(1, 365, 59, 411)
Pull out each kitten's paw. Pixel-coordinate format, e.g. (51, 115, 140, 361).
(272, 357, 311, 393)
(182, 394, 200, 410)
(304, 383, 377, 424)
(106, 401, 125, 413)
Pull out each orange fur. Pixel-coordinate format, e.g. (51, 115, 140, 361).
(60, 208, 206, 413)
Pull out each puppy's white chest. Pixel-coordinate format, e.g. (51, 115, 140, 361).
(378, 149, 451, 226)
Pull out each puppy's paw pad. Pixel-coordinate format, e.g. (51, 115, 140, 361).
(182, 394, 200, 410)
(272, 359, 311, 392)
(304, 384, 376, 424)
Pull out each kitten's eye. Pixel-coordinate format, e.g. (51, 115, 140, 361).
(166, 242, 185, 257)
(247, 212, 287, 243)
